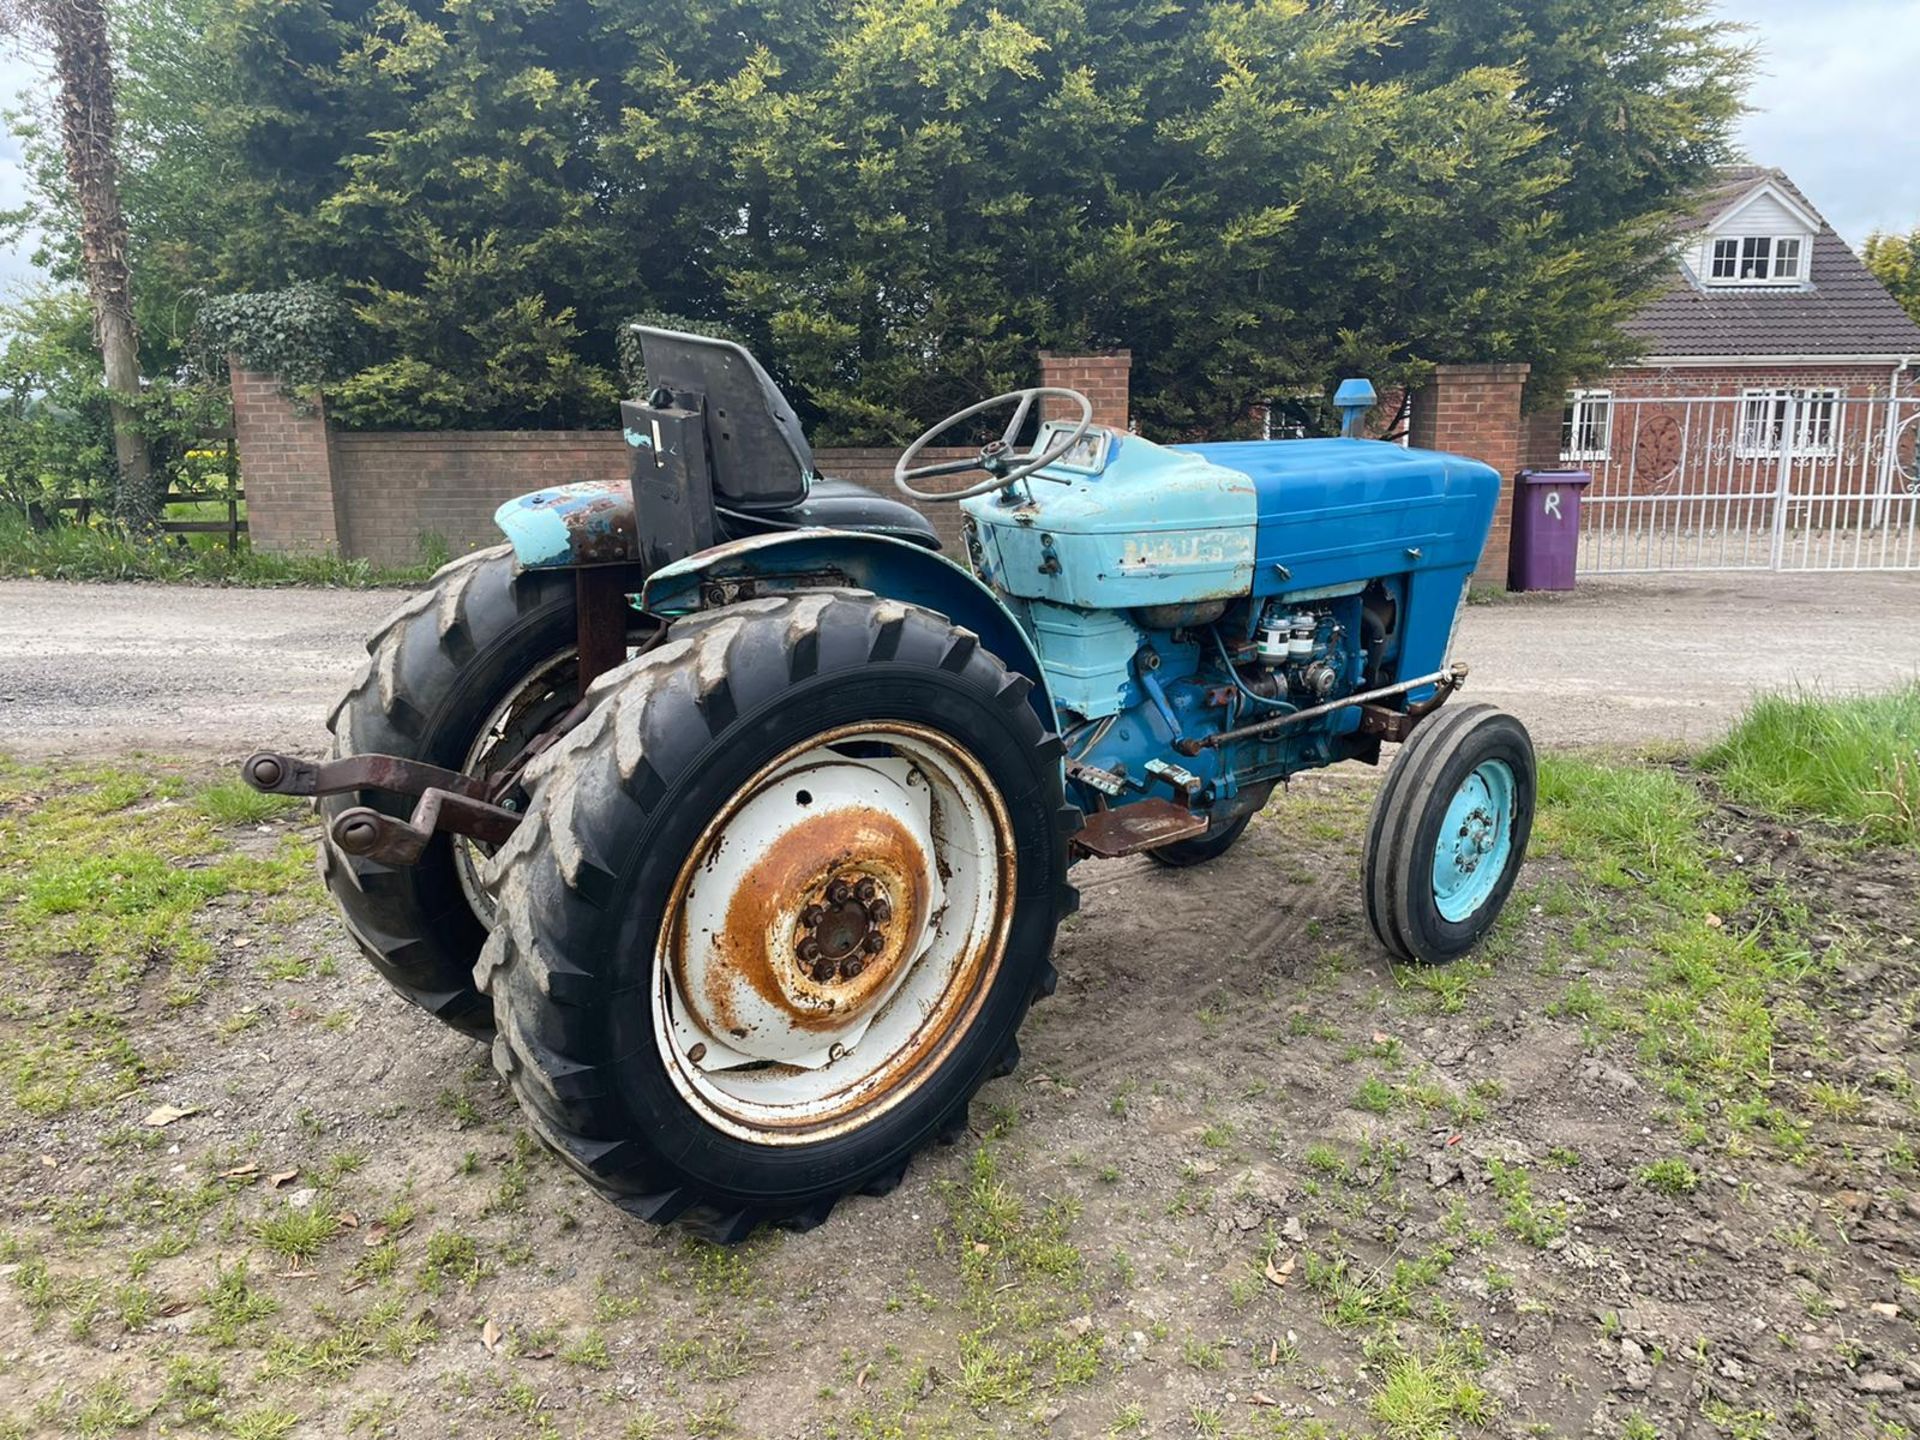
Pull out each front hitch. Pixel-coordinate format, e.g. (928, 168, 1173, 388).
(328, 789, 522, 866)
(241, 751, 491, 803)
(240, 750, 523, 865)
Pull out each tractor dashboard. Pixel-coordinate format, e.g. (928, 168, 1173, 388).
(1027, 420, 1113, 477)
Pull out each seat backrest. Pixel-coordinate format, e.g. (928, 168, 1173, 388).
(630, 325, 813, 510)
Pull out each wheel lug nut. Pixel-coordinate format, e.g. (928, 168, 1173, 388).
(864, 932, 885, 954)
(868, 899, 892, 923)
(827, 879, 851, 904)
(842, 957, 865, 979)
(798, 938, 820, 961)
(855, 878, 877, 902)
(802, 905, 824, 927)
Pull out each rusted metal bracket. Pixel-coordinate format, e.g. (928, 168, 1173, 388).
(328, 788, 522, 866)
(576, 566, 642, 692)
(1071, 798, 1210, 859)
(1357, 662, 1470, 742)
(240, 751, 491, 803)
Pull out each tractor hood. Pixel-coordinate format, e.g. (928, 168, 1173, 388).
(961, 430, 1499, 610)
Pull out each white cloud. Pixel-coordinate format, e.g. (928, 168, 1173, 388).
(0, 47, 50, 298)
(1727, 0, 1920, 244)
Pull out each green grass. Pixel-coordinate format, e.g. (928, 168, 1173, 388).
(1703, 686, 1920, 845)
(197, 778, 302, 826)
(1534, 753, 1823, 1154)
(1369, 1344, 1494, 1438)
(0, 511, 435, 588)
(0, 754, 321, 1118)
(252, 1206, 340, 1264)
(1638, 1158, 1700, 1196)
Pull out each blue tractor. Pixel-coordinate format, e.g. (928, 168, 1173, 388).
(242, 327, 1534, 1241)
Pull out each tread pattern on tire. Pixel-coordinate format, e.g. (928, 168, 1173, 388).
(322, 544, 575, 1038)
(1364, 702, 1532, 964)
(477, 589, 1075, 1241)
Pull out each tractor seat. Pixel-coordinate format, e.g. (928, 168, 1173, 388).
(719, 475, 941, 551)
(629, 325, 942, 551)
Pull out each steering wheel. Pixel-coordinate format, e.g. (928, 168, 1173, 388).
(894, 388, 1095, 502)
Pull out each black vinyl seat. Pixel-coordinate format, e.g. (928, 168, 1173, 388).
(718, 475, 941, 550)
(630, 325, 941, 552)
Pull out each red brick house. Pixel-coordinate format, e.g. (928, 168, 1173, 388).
(1532, 167, 1920, 573)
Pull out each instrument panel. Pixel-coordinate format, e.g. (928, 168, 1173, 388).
(1031, 420, 1112, 476)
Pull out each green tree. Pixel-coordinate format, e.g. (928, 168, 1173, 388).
(0, 289, 115, 513)
(6, 0, 1754, 443)
(1864, 228, 1920, 326)
(0, 0, 158, 520)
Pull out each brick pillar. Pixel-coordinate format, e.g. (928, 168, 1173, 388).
(1039, 350, 1131, 431)
(230, 362, 342, 554)
(1520, 404, 1563, 474)
(1409, 363, 1530, 586)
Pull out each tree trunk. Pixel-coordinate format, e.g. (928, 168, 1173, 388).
(49, 0, 157, 527)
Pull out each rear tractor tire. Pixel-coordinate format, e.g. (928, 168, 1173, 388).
(477, 591, 1078, 1241)
(322, 545, 597, 1038)
(1364, 703, 1535, 965)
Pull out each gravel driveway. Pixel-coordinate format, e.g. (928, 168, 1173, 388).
(1, 569, 1916, 756)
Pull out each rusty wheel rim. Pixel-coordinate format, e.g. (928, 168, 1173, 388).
(453, 646, 581, 926)
(654, 722, 1016, 1145)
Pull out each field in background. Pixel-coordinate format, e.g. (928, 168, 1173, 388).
(2, 693, 1918, 1440)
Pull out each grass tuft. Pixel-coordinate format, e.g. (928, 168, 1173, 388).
(1703, 686, 1920, 845)
(197, 779, 301, 826)
(1370, 1343, 1495, 1437)
(1638, 1158, 1701, 1196)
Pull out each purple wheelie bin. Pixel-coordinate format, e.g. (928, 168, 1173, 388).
(1507, 469, 1592, 592)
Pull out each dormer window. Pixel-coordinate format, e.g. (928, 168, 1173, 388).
(1708, 234, 1804, 284)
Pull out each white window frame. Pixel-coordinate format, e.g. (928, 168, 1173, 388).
(1736, 387, 1840, 458)
(1707, 233, 1808, 286)
(1560, 388, 1613, 462)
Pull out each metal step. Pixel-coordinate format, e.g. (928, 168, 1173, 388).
(1072, 798, 1210, 859)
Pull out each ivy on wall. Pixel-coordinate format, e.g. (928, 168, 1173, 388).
(192, 282, 360, 397)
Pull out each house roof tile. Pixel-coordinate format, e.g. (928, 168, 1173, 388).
(1625, 166, 1920, 360)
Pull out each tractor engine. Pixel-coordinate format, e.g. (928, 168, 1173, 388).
(959, 420, 1494, 829)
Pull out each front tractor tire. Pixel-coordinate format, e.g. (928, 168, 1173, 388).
(1364, 703, 1535, 965)
(322, 545, 587, 1038)
(478, 592, 1077, 1242)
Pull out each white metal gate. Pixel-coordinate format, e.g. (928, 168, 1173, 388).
(1576, 391, 1920, 572)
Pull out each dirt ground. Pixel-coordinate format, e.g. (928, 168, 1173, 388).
(1, 569, 1917, 757)
(2, 573, 1920, 1439)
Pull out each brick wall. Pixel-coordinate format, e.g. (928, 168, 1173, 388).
(1039, 351, 1131, 430)
(809, 447, 978, 556)
(320, 433, 982, 568)
(240, 354, 1134, 569)
(230, 365, 340, 553)
(1408, 363, 1531, 583)
(330, 431, 628, 565)
(1604, 363, 1909, 401)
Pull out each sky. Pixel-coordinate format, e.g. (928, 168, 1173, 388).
(0, 0, 1916, 296)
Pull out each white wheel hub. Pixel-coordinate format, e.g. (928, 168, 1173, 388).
(655, 723, 1014, 1142)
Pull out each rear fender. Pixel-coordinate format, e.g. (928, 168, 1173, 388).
(641, 530, 1059, 734)
(494, 480, 637, 568)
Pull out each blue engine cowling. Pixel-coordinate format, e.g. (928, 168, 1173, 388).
(960, 425, 1498, 810)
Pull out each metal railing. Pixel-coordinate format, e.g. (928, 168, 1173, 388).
(1575, 391, 1920, 573)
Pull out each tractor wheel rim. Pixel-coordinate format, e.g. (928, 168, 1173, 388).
(454, 646, 581, 926)
(1430, 758, 1516, 923)
(654, 722, 1015, 1145)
